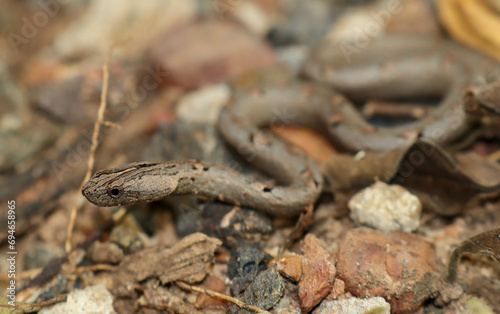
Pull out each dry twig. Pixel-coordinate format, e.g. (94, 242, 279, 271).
(362, 100, 432, 119)
(175, 281, 265, 313)
(0, 294, 67, 313)
(0, 268, 42, 283)
(65, 50, 113, 252)
(75, 264, 117, 274)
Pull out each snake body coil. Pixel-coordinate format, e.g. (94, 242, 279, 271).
(82, 37, 499, 216)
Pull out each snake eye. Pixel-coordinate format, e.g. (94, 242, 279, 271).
(107, 186, 123, 198)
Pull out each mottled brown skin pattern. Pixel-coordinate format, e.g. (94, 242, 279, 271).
(83, 37, 499, 217)
(448, 228, 500, 282)
(82, 159, 322, 218)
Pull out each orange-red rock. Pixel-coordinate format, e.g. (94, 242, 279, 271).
(270, 253, 303, 282)
(299, 234, 336, 313)
(327, 278, 346, 300)
(336, 227, 439, 313)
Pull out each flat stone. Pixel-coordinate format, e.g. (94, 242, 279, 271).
(299, 234, 336, 313)
(336, 227, 439, 313)
(149, 20, 277, 89)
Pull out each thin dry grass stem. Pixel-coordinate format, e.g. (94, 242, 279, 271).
(0, 294, 67, 313)
(112, 207, 128, 221)
(487, 150, 500, 162)
(65, 49, 113, 253)
(101, 120, 122, 129)
(0, 268, 42, 282)
(175, 281, 265, 313)
(75, 264, 117, 274)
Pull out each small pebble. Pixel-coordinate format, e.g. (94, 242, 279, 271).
(467, 296, 495, 314)
(210, 204, 273, 244)
(232, 1, 272, 36)
(32, 76, 91, 124)
(228, 243, 272, 296)
(176, 83, 230, 124)
(37, 275, 68, 303)
(328, 278, 346, 300)
(23, 244, 63, 270)
(313, 296, 390, 314)
(232, 268, 285, 314)
(276, 45, 309, 73)
(348, 181, 421, 232)
(41, 285, 115, 314)
(299, 234, 336, 313)
(269, 253, 303, 282)
(336, 227, 438, 313)
(87, 241, 124, 264)
(109, 225, 147, 253)
(272, 282, 302, 314)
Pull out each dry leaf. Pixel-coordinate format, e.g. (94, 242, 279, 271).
(113, 233, 222, 297)
(448, 228, 500, 282)
(323, 139, 500, 215)
(437, 0, 500, 60)
(273, 126, 336, 165)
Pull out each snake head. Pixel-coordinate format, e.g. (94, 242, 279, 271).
(82, 161, 179, 207)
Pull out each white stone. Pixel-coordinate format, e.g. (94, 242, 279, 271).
(348, 181, 421, 232)
(233, 1, 272, 36)
(41, 285, 115, 314)
(176, 83, 231, 124)
(276, 45, 309, 73)
(324, 0, 389, 45)
(313, 296, 390, 314)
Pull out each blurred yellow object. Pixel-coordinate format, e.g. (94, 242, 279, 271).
(437, 0, 500, 60)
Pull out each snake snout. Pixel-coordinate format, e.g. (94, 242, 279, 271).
(81, 179, 99, 203)
(81, 187, 91, 203)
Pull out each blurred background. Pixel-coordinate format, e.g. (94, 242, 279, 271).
(1, 0, 500, 312)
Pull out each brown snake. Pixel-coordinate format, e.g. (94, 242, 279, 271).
(82, 37, 500, 217)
